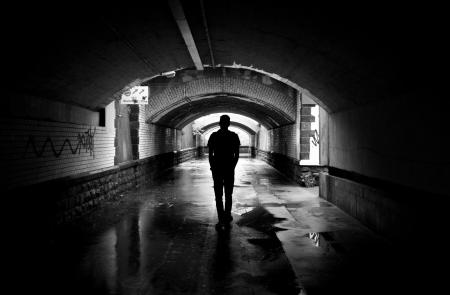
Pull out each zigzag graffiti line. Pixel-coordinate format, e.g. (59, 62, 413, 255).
(24, 127, 96, 158)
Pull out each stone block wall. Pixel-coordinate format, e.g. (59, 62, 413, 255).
(7, 148, 199, 230)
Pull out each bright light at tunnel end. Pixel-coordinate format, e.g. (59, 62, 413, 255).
(193, 113, 259, 132)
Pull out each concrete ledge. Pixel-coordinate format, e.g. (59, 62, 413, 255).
(320, 172, 449, 242)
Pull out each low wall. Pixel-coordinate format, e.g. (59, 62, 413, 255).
(256, 149, 326, 185)
(7, 148, 198, 230)
(200, 146, 257, 157)
(320, 168, 449, 242)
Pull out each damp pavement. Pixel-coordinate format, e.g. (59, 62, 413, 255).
(12, 157, 444, 295)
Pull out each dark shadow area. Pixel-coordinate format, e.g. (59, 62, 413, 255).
(208, 213, 301, 295)
(235, 204, 447, 295)
(5, 160, 303, 295)
(236, 205, 287, 233)
(298, 229, 447, 295)
(212, 228, 233, 280)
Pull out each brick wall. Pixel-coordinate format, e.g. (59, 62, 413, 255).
(257, 125, 270, 151)
(1, 101, 196, 191)
(257, 123, 297, 158)
(0, 118, 115, 190)
(180, 124, 195, 149)
(115, 102, 133, 163)
(3, 100, 200, 228)
(256, 115, 326, 187)
(138, 123, 179, 159)
(271, 123, 297, 159)
(130, 105, 196, 160)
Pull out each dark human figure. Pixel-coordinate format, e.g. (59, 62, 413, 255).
(208, 115, 240, 229)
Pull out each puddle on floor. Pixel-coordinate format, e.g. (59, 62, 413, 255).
(232, 207, 255, 215)
(258, 179, 270, 185)
(305, 232, 346, 254)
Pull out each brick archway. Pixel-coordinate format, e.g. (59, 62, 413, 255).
(142, 67, 297, 129)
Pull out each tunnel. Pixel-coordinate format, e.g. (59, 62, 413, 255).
(1, 1, 448, 295)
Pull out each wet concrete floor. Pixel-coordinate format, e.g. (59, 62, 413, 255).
(10, 158, 446, 294)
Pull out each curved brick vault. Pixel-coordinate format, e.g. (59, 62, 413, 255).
(143, 67, 296, 129)
(154, 95, 289, 129)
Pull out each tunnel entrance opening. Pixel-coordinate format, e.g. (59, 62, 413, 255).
(136, 66, 323, 166)
(193, 112, 259, 158)
(204, 126, 253, 157)
(111, 66, 326, 193)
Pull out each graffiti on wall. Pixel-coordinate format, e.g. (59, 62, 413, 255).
(311, 129, 319, 146)
(24, 127, 96, 158)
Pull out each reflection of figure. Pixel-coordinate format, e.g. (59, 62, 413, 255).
(208, 115, 240, 229)
(213, 229, 232, 280)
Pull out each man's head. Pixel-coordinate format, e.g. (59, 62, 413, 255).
(219, 115, 230, 130)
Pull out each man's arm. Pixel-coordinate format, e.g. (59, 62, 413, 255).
(208, 134, 215, 170)
(233, 134, 240, 168)
(209, 146, 215, 170)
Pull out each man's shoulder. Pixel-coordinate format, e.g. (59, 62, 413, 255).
(208, 132, 217, 144)
(226, 130, 238, 136)
(228, 131, 240, 144)
(222, 130, 238, 140)
(214, 130, 239, 140)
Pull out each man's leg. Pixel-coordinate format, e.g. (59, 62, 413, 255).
(223, 171, 235, 222)
(212, 170, 225, 223)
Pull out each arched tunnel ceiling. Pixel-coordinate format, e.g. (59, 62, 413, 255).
(5, 2, 444, 112)
(200, 122, 257, 136)
(154, 95, 290, 129)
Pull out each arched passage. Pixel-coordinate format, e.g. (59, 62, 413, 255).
(3, 2, 445, 208)
(2, 3, 448, 295)
(143, 67, 296, 129)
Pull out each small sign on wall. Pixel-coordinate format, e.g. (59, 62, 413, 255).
(121, 86, 149, 104)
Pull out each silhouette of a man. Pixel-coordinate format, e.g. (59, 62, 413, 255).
(208, 115, 240, 228)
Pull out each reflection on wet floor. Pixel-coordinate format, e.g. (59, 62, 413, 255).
(232, 206, 254, 216)
(27, 158, 303, 295)
(13, 157, 445, 295)
(305, 232, 347, 255)
(307, 232, 321, 247)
